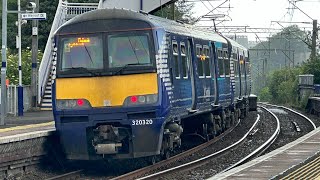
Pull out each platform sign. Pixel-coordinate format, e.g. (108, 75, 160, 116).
(21, 13, 47, 20)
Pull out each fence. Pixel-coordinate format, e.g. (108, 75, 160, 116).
(0, 85, 32, 116)
(7, 85, 17, 115)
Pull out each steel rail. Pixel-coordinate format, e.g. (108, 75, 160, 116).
(112, 118, 244, 180)
(138, 114, 262, 180)
(113, 114, 261, 180)
(45, 170, 83, 180)
(220, 105, 280, 173)
(260, 103, 317, 130)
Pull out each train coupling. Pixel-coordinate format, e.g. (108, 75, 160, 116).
(92, 125, 129, 155)
(95, 143, 122, 154)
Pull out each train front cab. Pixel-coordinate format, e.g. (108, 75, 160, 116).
(52, 12, 169, 160)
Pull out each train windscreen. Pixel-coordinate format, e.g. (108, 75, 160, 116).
(108, 33, 152, 68)
(60, 36, 103, 71)
(57, 31, 155, 77)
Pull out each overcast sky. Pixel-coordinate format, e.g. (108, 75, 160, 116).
(192, 0, 320, 40)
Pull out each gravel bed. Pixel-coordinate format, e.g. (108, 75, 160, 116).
(19, 161, 65, 180)
(16, 105, 320, 180)
(291, 108, 320, 127)
(75, 111, 259, 179)
(160, 109, 277, 179)
(263, 105, 315, 154)
(18, 108, 282, 180)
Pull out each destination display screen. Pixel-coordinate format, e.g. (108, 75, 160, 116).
(60, 36, 103, 71)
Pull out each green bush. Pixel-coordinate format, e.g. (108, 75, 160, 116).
(259, 67, 301, 106)
(259, 87, 272, 102)
(301, 55, 320, 84)
(6, 49, 43, 85)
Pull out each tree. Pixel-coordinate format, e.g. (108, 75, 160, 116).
(250, 25, 310, 95)
(6, 49, 43, 85)
(301, 55, 320, 84)
(0, 0, 21, 52)
(1, 0, 99, 52)
(152, 0, 195, 23)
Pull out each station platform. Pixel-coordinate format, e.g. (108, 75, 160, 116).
(0, 111, 54, 139)
(211, 127, 320, 179)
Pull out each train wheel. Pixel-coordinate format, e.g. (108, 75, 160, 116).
(214, 115, 221, 135)
(202, 124, 210, 141)
(230, 111, 235, 126)
(164, 150, 171, 160)
(225, 110, 231, 129)
(236, 108, 241, 120)
(150, 155, 160, 165)
(245, 102, 250, 117)
(209, 113, 216, 138)
(220, 111, 226, 132)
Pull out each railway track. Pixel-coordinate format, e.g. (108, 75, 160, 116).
(127, 106, 279, 180)
(46, 104, 314, 180)
(46, 108, 277, 180)
(45, 170, 83, 180)
(46, 118, 242, 180)
(259, 103, 316, 130)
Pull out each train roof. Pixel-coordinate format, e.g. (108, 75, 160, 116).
(58, 8, 247, 54)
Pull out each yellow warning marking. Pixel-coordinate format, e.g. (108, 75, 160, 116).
(281, 155, 320, 180)
(0, 121, 54, 133)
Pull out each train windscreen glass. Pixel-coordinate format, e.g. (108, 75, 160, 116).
(60, 36, 103, 71)
(108, 34, 151, 68)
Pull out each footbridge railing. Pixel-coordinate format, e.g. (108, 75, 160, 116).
(38, 0, 98, 105)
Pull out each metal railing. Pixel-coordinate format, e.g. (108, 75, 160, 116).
(0, 85, 17, 115)
(38, 0, 98, 104)
(66, 3, 99, 19)
(7, 85, 17, 115)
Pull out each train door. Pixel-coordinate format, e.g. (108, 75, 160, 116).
(245, 54, 251, 96)
(194, 42, 213, 111)
(169, 36, 193, 114)
(234, 49, 241, 99)
(210, 42, 218, 106)
(216, 43, 231, 107)
(239, 53, 246, 98)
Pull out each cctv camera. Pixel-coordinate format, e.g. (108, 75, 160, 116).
(27, 2, 36, 9)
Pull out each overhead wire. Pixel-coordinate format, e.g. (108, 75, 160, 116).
(194, 0, 229, 22)
(288, 0, 314, 20)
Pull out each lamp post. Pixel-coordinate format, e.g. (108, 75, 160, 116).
(17, 0, 24, 116)
(1, 0, 8, 125)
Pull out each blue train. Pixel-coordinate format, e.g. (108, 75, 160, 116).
(51, 8, 253, 161)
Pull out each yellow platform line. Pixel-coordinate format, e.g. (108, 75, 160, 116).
(0, 121, 54, 133)
(281, 155, 320, 180)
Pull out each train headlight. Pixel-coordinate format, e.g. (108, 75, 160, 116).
(124, 94, 158, 106)
(56, 99, 92, 109)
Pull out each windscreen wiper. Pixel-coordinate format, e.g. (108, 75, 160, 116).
(64, 67, 100, 76)
(114, 63, 145, 75)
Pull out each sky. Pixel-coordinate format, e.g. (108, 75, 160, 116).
(191, 0, 320, 41)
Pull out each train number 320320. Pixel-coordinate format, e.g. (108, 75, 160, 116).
(132, 119, 153, 126)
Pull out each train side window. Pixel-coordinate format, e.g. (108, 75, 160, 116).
(241, 63, 245, 76)
(197, 45, 204, 78)
(233, 53, 237, 60)
(203, 46, 210, 77)
(234, 61, 238, 76)
(181, 43, 188, 79)
(224, 51, 230, 76)
(245, 62, 249, 75)
(217, 50, 224, 76)
(239, 55, 244, 76)
(172, 41, 180, 79)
